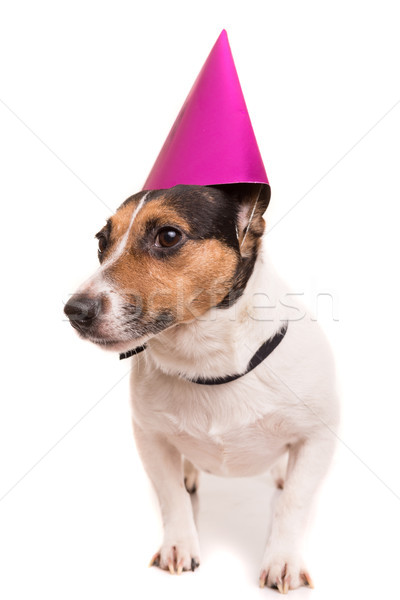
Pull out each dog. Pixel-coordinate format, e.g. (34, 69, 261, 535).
(64, 183, 339, 592)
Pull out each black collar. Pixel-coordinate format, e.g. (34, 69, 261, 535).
(119, 322, 288, 385)
(119, 345, 147, 360)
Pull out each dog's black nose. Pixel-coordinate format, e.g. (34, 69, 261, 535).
(64, 294, 102, 330)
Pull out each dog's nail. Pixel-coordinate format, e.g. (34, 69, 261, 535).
(282, 576, 290, 594)
(177, 559, 184, 575)
(302, 571, 314, 588)
(168, 559, 175, 575)
(149, 552, 160, 567)
(191, 558, 199, 572)
(277, 581, 284, 594)
(259, 570, 267, 588)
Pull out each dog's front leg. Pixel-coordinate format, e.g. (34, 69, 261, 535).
(133, 422, 200, 574)
(260, 433, 335, 592)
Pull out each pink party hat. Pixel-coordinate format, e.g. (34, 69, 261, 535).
(143, 30, 268, 190)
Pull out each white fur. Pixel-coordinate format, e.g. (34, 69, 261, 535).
(89, 192, 148, 303)
(130, 239, 339, 588)
(101, 192, 148, 270)
(75, 193, 150, 349)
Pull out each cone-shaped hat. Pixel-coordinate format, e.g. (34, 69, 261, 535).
(143, 30, 268, 190)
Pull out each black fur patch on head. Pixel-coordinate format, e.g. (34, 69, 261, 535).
(148, 185, 240, 249)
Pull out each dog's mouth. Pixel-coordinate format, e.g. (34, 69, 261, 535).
(85, 320, 175, 354)
(90, 337, 122, 347)
(85, 335, 147, 354)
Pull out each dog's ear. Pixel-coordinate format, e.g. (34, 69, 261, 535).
(236, 184, 270, 251)
(214, 183, 270, 257)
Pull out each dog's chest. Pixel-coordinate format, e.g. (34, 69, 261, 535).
(133, 376, 295, 477)
(168, 420, 289, 477)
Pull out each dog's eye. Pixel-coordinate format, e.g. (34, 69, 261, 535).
(97, 235, 107, 255)
(155, 228, 182, 248)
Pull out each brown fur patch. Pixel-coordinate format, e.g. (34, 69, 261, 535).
(106, 235, 238, 322)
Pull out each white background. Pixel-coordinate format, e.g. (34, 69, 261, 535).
(1, 1, 399, 598)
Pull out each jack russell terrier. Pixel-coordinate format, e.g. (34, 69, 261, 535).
(64, 183, 339, 593)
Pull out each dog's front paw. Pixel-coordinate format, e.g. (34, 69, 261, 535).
(259, 554, 313, 593)
(149, 536, 200, 575)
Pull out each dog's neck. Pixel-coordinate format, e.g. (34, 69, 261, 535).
(147, 244, 289, 381)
